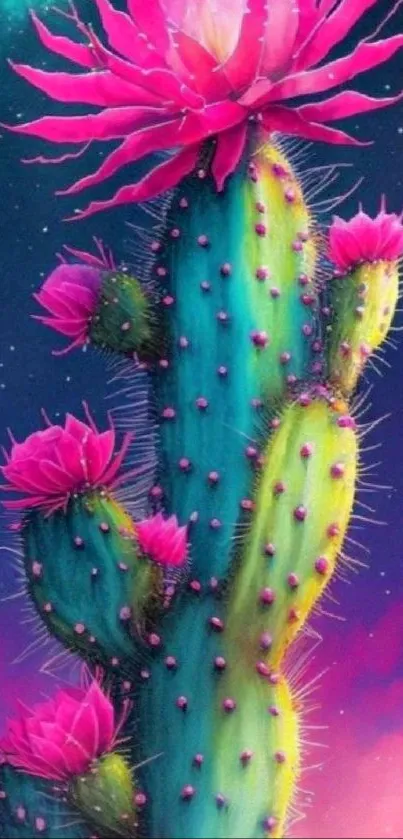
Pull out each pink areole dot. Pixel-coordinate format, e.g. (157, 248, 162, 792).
(181, 785, 195, 800)
(270, 286, 281, 298)
(220, 262, 232, 276)
(331, 462, 345, 478)
(255, 223, 267, 236)
(256, 266, 269, 281)
(32, 561, 42, 578)
(315, 556, 329, 575)
(196, 397, 208, 410)
(222, 698, 236, 712)
(162, 407, 176, 420)
(165, 656, 178, 670)
(294, 505, 307, 522)
(256, 201, 266, 213)
(259, 587, 276, 606)
(256, 661, 270, 677)
(197, 234, 209, 247)
(135, 793, 147, 807)
(327, 522, 340, 538)
(251, 330, 269, 348)
(287, 573, 299, 589)
(300, 442, 313, 458)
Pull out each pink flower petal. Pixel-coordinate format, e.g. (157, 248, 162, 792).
(4, 105, 166, 143)
(262, 106, 369, 145)
(297, 90, 403, 123)
(297, 0, 379, 71)
(222, 0, 269, 90)
(94, 0, 166, 69)
(84, 429, 115, 484)
(30, 10, 96, 69)
(261, 0, 299, 76)
(127, 0, 170, 56)
(212, 123, 247, 191)
(33, 315, 87, 338)
(85, 682, 115, 754)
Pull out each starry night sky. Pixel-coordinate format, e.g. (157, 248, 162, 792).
(0, 2, 403, 837)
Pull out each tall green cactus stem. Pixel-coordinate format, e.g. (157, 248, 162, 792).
(23, 493, 161, 672)
(70, 753, 138, 839)
(0, 766, 92, 839)
(90, 271, 159, 360)
(135, 141, 318, 838)
(327, 260, 399, 394)
(153, 140, 318, 582)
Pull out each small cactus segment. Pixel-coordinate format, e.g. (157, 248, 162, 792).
(155, 140, 318, 581)
(226, 388, 358, 671)
(0, 767, 91, 839)
(70, 753, 137, 839)
(90, 270, 158, 359)
(327, 261, 399, 394)
(22, 493, 160, 669)
(212, 676, 299, 839)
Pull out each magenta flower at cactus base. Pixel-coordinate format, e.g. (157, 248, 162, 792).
(329, 205, 403, 271)
(4, 0, 403, 216)
(1, 411, 132, 512)
(136, 513, 188, 567)
(0, 679, 128, 781)
(33, 263, 102, 354)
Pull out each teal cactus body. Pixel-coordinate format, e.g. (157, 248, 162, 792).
(0, 767, 90, 839)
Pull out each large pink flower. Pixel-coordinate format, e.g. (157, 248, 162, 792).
(0, 679, 128, 781)
(329, 205, 403, 272)
(4, 0, 403, 216)
(1, 409, 132, 512)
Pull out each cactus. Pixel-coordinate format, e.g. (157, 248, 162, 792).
(1, 2, 403, 839)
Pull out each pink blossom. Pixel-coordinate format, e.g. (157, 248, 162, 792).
(1, 409, 132, 512)
(329, 205, 403, 272)
(136, 513, 188, 567)
(0, 679, 128, 781)
(33, 263, 102, 355)
(3, 0, 403, 215)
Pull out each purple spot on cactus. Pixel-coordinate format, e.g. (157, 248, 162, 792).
(256, 661, 270, 678)
(339, 341, 351, 357)
(256, 201, 266, 213)
(256, 266, 269, 281)
(288, 607, 300, 623)
(274, 751, 286, 764)
(286, 373, 298, 385)
(273, 481, 286, 496)
(151, 240, 161, 252)
(269, 672, 280, 685)
(74, 622, 85, 636)
(135, 792, 147, 807)
(337, 415, 356, 429)
(222, 698, 236, 713)
(292, 239, 303, 252)
(241, 498, 254, 511)
(43, 602, 53, 613)
(119, 606, 132, 621)
(299, 392, 312, 407)
(189, 511, 199, 524)
(157, 266, 167, 278)
(312, 361, 323, 374)
(217, 311, 230, 324)
(214, 656, 227, 672)
(32, 561, 42, 578)
(270, 286, 281, 299)
(208, 471, 220, 485)
(197, 234, 209, 247)
(162, 295, 175, 308)
(312, 339, 323, 352)
(302, 323, 313, 336)
(178, 336, 189, 349)
(148, 633, 161, 648)
(165, 655, 178, 670)
(263, 816, 277, 833)
(288, 573, 299, 589)
(264, 543, 276, 557)
(179, 197, 189, 209)
(118, 562, 128, 572)
(240, 749, 254, 765)
(300, 442, 313, 458)
(89, 635, 96, 644)
(74, 536, 84, 548)
(189, 580, 202, 594)
(220, 263, 232, 277)
(268, 705, 280, 717)
(176, 696, 188, 711)
(193, 754, 204, 767)
(162, 407, 176, 420)
(272, 162, 288, 178)
(255, 223, 267, 237)
(0, 792, 6, 800)
(251, 330, 269, 348)
(121, 321, 131, 333)
(210, 576, 219, 591)
(210, 616, 224, 632)
(216, 794, 227, 809)
(285, 188, 295, 203)
(331, 462, 345, 479)
(315, 556, 329, 575)
(259, 587, 276, 606)
(122, 680, 131, 692)
(178, 457, 192, 472)
(159, 359, 169, 370)
(200, 281, 211, 292)
(198, 168, 207, 179)
(196, 397, 208, 410)
(298, 273, 309, 286)
(327, 522, 340, 538)
(140, 668, 150, 681)
(271, 417, 281, 429)
(181, 785, 195, 801)
(251, 397, 263, 408)
(246, 445, 258, 459)
(99, 521, 110, 534)
(170, 227, 181, 239)
(301, 293, 315, 307)
(294, 505, 307, 522)
(217, 365, 228, 377)
(35, 818, 46, 833)
(210, 518, 222, 530)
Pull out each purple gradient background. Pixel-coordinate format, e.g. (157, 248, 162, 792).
(0, 2, 403, 836)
